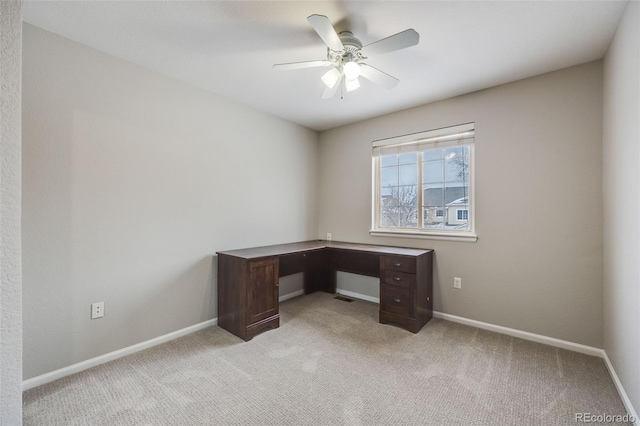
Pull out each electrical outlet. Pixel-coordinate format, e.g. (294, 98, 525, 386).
(327, 233, 332, 241)
(91, 302, 104, 319)
(453, 277, 462, 289)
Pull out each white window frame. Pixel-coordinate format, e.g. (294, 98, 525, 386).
(370, 123, 477, 242)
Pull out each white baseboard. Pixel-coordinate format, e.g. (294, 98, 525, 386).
(334, 290, 607, 357)
(333, 290, 604, 358)
(21, 294, 638, 424)
(279, 289, 304, 302)
(336, 289, 380, 304)
(22, 318, 218, 391)
(602, 351, 639, 425)
(433, 311, 604, 357)
(24, 290, 305, 391)
(432, 311, 637, 423)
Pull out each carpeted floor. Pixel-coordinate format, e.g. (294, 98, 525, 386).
(23, 292, 630, 425)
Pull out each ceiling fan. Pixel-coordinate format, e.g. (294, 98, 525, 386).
(273, 14, 419, 99)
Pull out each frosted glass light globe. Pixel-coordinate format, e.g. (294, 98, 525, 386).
(321, 68, 341, 89)
(344, 61, 360, 80)
(345, 77, 360, 92)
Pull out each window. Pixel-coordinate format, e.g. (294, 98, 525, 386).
(371, 123, 476, 242)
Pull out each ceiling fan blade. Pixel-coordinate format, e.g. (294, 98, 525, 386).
(359, 64, 399, 89)
(360, 29, 419, 56)
(321, 72, 344, 99)
(307, 14, 344, 52)
(273, 60, 332, 70)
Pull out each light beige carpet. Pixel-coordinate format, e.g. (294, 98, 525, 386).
(23, 292, 630, 425)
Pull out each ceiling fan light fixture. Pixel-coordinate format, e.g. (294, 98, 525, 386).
(345, 77, 360, 92)
(321, 67, 341, 89)
(344, 61, 360, 80)
(274, 14, 419, 99)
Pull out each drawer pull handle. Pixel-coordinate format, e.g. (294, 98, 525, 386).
(393, 277, 402, 281)
(392, 262, 402, 267)
(393, 298, 401, 303)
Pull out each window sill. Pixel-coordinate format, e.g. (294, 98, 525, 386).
(369, 229, 478, 243)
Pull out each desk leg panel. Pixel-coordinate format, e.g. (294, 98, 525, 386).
(303, 250, 334, 294)
(217, 254, 247, 339)
(416, 252, 433, 328)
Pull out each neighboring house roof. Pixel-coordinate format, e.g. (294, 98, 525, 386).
(423, 187, 468, 207)
(446, 196, 469, 206)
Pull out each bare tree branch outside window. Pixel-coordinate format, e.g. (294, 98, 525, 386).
(450, 154, 469, 181)
(381, 185, 418, 228)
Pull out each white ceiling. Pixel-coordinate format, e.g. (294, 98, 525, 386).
(23, 1, 627, 131)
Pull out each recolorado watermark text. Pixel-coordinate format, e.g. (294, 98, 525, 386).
(575, 412, 636, 423)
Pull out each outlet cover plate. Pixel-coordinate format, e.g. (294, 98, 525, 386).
(453, 277, 462, 289)
(91, 302, 104, 319)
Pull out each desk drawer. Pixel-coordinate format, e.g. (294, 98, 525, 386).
(380, 284, 414, 318)
(383, 270, 416, 288)
(332, 250, 379, 277)
(383, 256, 416, 274)
(279, 252, 309, 276)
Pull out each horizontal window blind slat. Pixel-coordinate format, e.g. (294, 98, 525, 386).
(372, 123, 475, 157)
(375, 134, 474, 156)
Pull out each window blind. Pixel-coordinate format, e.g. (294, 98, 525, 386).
(372, 122, 474, 156)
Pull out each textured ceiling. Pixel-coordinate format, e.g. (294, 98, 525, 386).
(23, 1, 627, 131)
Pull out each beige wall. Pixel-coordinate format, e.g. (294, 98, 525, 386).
(603, 0, 640, 413)
(22, 13, 636, 406)
(318, 61, 604, 348)
(1, 0, 23, 421)
(22, 24, 319, 379)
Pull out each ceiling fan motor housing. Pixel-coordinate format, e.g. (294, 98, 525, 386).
(327, 31, 364, 67)
(339, 31, 363, 51)
(272, 15, 416, 97)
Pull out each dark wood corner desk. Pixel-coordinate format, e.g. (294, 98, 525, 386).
(216, 240, 433, 341)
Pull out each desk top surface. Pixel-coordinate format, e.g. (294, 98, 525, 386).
(216, 240, 432, 260)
